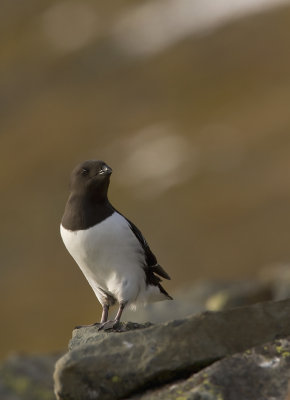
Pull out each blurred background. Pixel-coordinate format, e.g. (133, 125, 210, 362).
(2, 0, 290, 361)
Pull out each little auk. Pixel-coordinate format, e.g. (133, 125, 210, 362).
(60, 160, 172, 330)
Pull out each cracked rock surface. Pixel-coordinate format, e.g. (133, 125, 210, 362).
(132, 338, 290, 400)
(54, 298, 290, 400)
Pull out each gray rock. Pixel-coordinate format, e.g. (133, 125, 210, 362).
(69, 321, 153, 350)
(54, 298, 290, 400)
(0, 353, 60, 400)
(134, 337, 290, 400)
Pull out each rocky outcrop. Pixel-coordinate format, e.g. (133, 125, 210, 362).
(68, 321, 153, 351)
(3, 271, 290, 400)
(54, 298, 290, 400)
(133, 337, 290, 400)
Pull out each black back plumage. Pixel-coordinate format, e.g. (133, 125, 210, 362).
(117, 211, 172, 299)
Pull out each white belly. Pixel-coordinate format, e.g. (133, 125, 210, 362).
(60, 212, 147, 306)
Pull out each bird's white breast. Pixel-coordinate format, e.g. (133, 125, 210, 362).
(60, 212, 147, 304)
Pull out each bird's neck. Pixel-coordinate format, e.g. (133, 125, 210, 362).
(61, 193, 114, 231)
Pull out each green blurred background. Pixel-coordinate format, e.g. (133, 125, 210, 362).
(1, 0, 290, 359)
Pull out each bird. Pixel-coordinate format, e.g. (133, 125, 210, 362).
(60, 160, 172, 330)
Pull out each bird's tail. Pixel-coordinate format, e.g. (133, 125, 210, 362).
(151, 264, 171, 280)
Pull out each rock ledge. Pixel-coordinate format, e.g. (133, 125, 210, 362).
(54, 298, 290, 400)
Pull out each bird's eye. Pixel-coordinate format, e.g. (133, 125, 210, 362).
(81, 168, 89, 176)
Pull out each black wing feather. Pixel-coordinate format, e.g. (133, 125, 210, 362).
(114, 209, 172, 299)
(116, 210, 172, 299)
(124, 217, 173, 299)
(125, 218, 158, 267)
(125, 217, 171, 277)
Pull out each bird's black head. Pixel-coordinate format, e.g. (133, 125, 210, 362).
(69, 160, 112, 202)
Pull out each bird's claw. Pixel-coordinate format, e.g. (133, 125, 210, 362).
(98, 320, 120, 331)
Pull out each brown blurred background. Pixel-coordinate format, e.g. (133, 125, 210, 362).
(1, 0, 290, 359)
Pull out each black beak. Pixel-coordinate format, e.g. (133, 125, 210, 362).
(100, 165, 112, 176)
